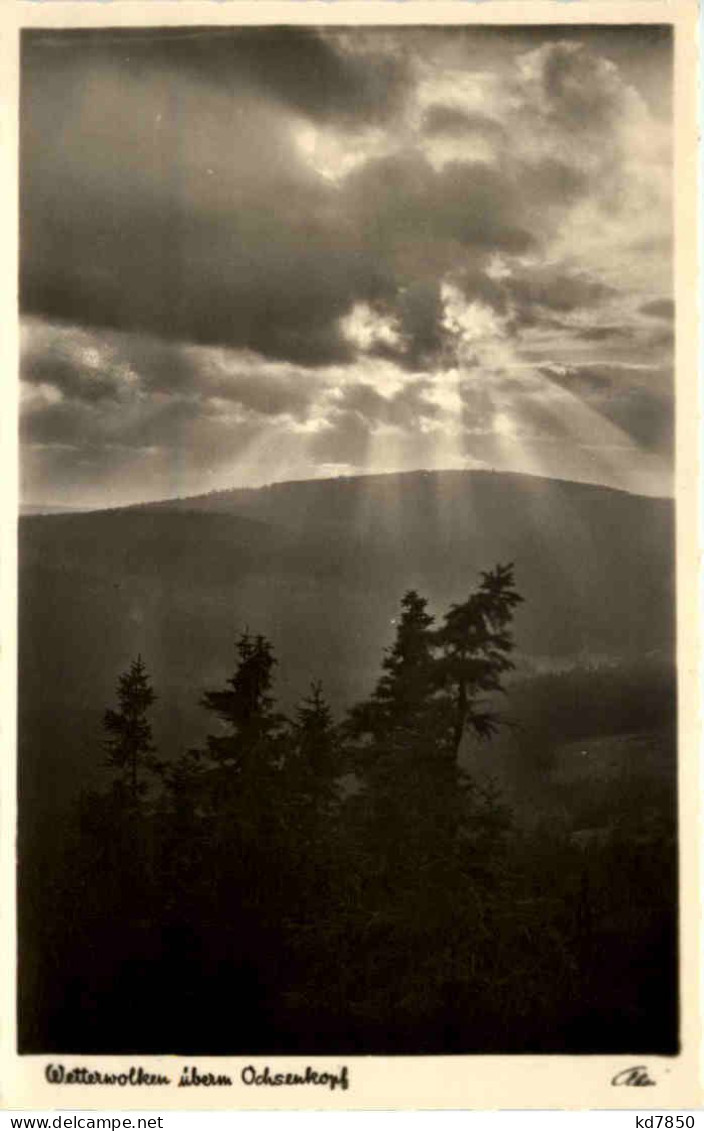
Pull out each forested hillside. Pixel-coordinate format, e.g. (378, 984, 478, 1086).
(18, 471, 677, 1054)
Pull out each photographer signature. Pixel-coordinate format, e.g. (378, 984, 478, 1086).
(611, 1066, 656, 1087)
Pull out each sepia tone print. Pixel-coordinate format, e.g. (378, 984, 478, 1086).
(17, 20, 679, 1062)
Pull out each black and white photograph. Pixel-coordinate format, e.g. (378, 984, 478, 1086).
(7, 2, 701, 1106)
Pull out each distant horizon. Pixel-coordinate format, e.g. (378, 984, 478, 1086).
(21, 463, 675, 516)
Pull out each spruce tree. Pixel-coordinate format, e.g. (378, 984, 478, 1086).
(339, 574, 521, 1031)
(345, 571, 521, 873)
(283, 681, 341, 843)
(435, 563, 523, 760)
(291, 682, 338, 788)
(347, 589, 437, 753)
(280, 682, 341, 921)
(344, 590, 442, 880)
(200, 631, 286, 777)
(195, 631, 289, 849)
(103, 655, 160, 805)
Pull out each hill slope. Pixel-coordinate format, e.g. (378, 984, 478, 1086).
(19, 469, 675, 822)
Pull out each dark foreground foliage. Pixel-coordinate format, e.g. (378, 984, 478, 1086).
(18, 565, 678, 1055)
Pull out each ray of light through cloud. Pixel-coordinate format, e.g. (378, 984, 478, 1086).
(20, 25, 674, 507)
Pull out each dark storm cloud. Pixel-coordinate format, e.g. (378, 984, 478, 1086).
(441, 22, 671, 110)
(23, 345, 127, 404)
(23, 322, 196, 401)
(518, 159, 588, 208)
(22, 385, 198, 451)
(23, 26, 410, 126)
(135, 339, 320, 418)
(20, 25, 674, 504)
(22, 320, 324, 424)
(21, 154, 390, 368)
(21, 380, 264, 476)
(207, 370, 319, 419)
(441, 262, 614, 343)
(21, 28, 401, 366)
(530, 25, 672, 120)
(21, 196, 391, 368)
(22, 28, 591, 368)
(345, 151, 583, 263)
(506, 267, 614, 316)
(22, 399, 96, 448)
(526, 41, 624, 132)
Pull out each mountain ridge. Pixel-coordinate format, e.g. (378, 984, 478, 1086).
(19, 466, 675, 821)
(21, 467, 674, 519)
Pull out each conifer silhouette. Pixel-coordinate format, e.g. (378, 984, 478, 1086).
(200, 631, 286, 776)
(436, 563, 523, 758)
(103, 655, 160, 804)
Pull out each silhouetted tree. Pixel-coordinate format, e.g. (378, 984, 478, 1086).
(324, 575, 522, 1043)
(288, 682, 339, 804)
(278, 682, 342, 983)
(23, 569, 681, 1057)
(200, 631, 286, 777)
(347, 589, 437, 752)
(103, 655, 160, 805)
(195, 630, 293, 917)
(343, 588, 446, 880)
(436, 563, 523, 760)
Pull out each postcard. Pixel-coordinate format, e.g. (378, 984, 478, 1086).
(1, 0, 701, 1110)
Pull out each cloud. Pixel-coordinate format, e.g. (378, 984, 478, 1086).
(20, 26, 674, 504)
(517, 41, 626, 134)
(23, 27, 411, 127)
(575, 326, 630, 343)
(422, 105, 506, 141)
(22, 32, 402, 366)
(395, 282, 446, 370)
(344, 152, 536, 261)
(20, 31, 597, 366)
(538, 363, 673, 452)
(504, 264, 614, 319)
(340, 303, 402, 354)
(335, 379, 438, 430)
(21, 319, 328, 422)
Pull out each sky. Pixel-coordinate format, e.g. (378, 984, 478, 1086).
(20, 24, 674, 508)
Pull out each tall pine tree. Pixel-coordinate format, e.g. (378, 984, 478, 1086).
(200, 631, 286, 775)
(347, 589, 437, 754)
(290, 682, 338, 796)
(344, 590, 443, 881)
(345, 570, 520, 872)
(436, 563, 523, 760)
(195, 631, 288, 845)
(103, 655, 160, 805)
